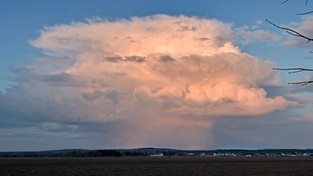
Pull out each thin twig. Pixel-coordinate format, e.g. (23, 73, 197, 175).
(282, 0, 309, 5)
(288, 80, 313, 86)
(273, 68, 313, 86)
(282, 0, 289, 4)
(296, 10, 313, 15)
(274, 0, 313, 86)
(273, 67, 313, 73)
(266, 19, 313, 43)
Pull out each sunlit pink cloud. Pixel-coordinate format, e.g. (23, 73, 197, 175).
(1, 15, 297, 149)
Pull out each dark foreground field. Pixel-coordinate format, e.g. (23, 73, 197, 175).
(1, 157, 313, 176)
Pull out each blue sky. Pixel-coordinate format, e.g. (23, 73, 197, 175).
(1, 0, 311, 91)
(1, 1, 313, 151)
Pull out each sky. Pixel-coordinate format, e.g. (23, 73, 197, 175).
(1, 0, 313, 151)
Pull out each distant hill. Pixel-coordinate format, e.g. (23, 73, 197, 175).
(1, 148, 313, 157)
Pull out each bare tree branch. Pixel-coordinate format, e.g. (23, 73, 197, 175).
(295, 10, 313, 15)
(288, 80, 313, 86)
(265, 19, 313, 43)
(282, 0, 289, 4)
(273, 0, 313, 86)
(287, 0, 313, 15)
(273, 67, 313, 73)
(273, 68, 313, 85)
(282, 0, 310, 5)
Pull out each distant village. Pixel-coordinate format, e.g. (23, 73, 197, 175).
(145, 149, 313, 158)
(1, 148, 313, 158)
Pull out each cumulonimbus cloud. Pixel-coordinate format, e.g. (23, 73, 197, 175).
(1, 15, 296, 148)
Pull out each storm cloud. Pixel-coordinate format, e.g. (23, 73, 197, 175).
(0, 15, 296, 149)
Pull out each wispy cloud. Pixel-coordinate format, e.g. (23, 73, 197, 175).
(236, 20, 281, 44)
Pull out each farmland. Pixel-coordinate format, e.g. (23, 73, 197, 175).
(2, 157, 313, 176)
